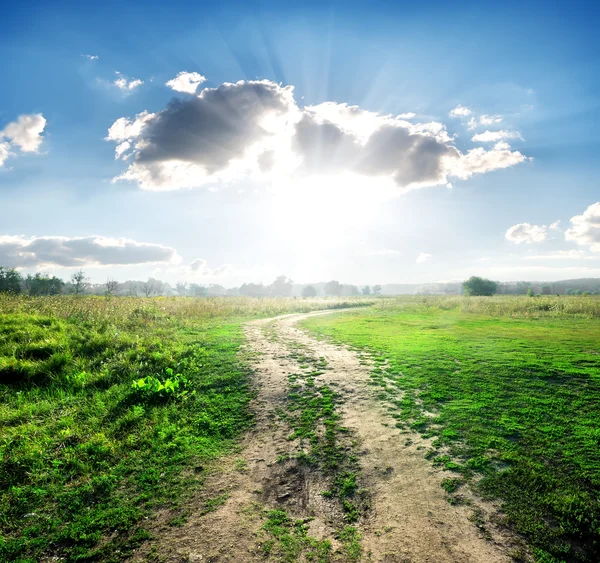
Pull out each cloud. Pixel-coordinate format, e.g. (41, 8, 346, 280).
(0, 114, 47, 168)
(505, 223, 548, 244)
(165, 71, 207, 94)
(565, 202, 600, 252)
(0, 235, 180, 268)
(1, 114, 46, 153)
(82, 54, 99, 60)
(114, 72, 144, 92)
(472, 130, 522, 143)
(449, 104, 472, 117)
(188, 258, 232, 277)
(416, 252, 432, 263)
(467, 115, 503, 130)
(106, 78, 530, 192)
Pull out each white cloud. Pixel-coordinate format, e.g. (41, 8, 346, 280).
(0, 142, 13, 167)
(188, 258, 232, 277)
(165, 71, 207, 94)
(505, 223, 548, 244)
(549, 220, 561, 230)
(472, 130, 522, 143)
(113, 72, 144, 92)
(106, 79, 530, 192)
(468, 115, 503, 130)
(449, 104, 472, 117)
(416, 252, 432, 263)
(0, 235, 180, 268)
(565, 202, 600, 252)
(82, 54, 99, 60)
(397, 112, 416, 119)
(1, 114, 46, 153)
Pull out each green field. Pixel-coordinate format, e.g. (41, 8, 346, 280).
(301, 296, 600, 563)
(0, 295, 369, 563)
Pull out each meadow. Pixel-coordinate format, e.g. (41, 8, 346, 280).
(301, 295, 600, 563)
(0, 295, 370, 563)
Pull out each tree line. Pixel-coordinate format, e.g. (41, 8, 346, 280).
(0, 268, 384, 298)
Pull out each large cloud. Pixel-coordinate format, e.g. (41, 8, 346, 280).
(0, 114, 47, 166)
(565, 202, 600, 252)
(107, 78, 530, 191)
(505, 223, 548, 244)
(0, 235, 180, 268)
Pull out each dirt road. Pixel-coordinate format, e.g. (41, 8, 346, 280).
(133, 310, 520, 562)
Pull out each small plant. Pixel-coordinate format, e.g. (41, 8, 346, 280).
(131, 367, 188, 400)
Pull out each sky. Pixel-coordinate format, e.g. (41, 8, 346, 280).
(1, 0, 599, 286)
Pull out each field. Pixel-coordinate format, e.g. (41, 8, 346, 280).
(301, 296, 600, 562)
(1, 294, 600, 563)
(0, 295, 370, 563)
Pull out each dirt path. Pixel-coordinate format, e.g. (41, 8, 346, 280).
(133, 310, 520, 562)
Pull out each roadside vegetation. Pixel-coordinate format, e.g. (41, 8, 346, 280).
(0, 295, 371, 563)
(302, 295, 600, 563)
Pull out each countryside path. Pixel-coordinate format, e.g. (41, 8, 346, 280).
(133, 310, 517, 562)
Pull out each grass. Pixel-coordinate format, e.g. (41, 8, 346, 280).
(301, 295, 600, 563)
(0, 294, 370, 563)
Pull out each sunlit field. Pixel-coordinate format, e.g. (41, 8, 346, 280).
(0, 295, 371, 562)
(302, 296, 600, 562)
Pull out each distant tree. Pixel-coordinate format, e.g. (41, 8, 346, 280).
(239, 283, 267, 297)
(515, 281, 530, 295)
(26, 273, 64, 296)
(0, 267, 23, 294)
(105, 278, 119, 296)
(541, 285, 552, 295)
(207, 284, 226, 296)
(226, 287, 239, 296)
(373, 284, 382, 296)
(302, 285, 317, 298)
(175, 282, 188, 296)
(189, 283, 208, 297)
(140, 278, 159, 297)
(341, 284, 360, 296)
(269, 275, 294, 297)
(361, 285, 372, 296)
(70, 269, 89, 295)
(324, 280, 342, 297)
(462, 276, 498, 296)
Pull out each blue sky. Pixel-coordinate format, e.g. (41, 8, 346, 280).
(1, 0, 599, 285)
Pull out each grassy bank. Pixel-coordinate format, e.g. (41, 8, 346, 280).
(0, 295, 371, 563)
(301, 296, 600, 562)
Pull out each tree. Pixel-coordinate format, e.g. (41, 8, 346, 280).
(269, 275, 293, 297)
(341, 284, 360, 296)
(324, 280, 342, 297)
(175, 282, 188, 296)
(70, 270, 88, 294)
(239, 283, 266, 297)
(105, 278, 119, 296)
(189, 283, 208, 297)
(361, 285, 372, 296)
(25, 273, 64, 296)
(373, 284, 382, 296)
(140, 278, 158, 297)
(302, 285, 317, 298)
(0, 267, 23, 294)
(463, 276, 498, 296)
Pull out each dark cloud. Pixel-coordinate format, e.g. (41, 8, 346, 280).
(0, 236, 179, 268)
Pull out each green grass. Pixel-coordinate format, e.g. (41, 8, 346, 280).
(0, 294, 370, 563)
(301, 296, 600, 563)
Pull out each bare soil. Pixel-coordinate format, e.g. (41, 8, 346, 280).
(132, 310, 525, 562)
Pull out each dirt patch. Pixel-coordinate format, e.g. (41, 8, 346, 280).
(132, 310, 525, 562)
